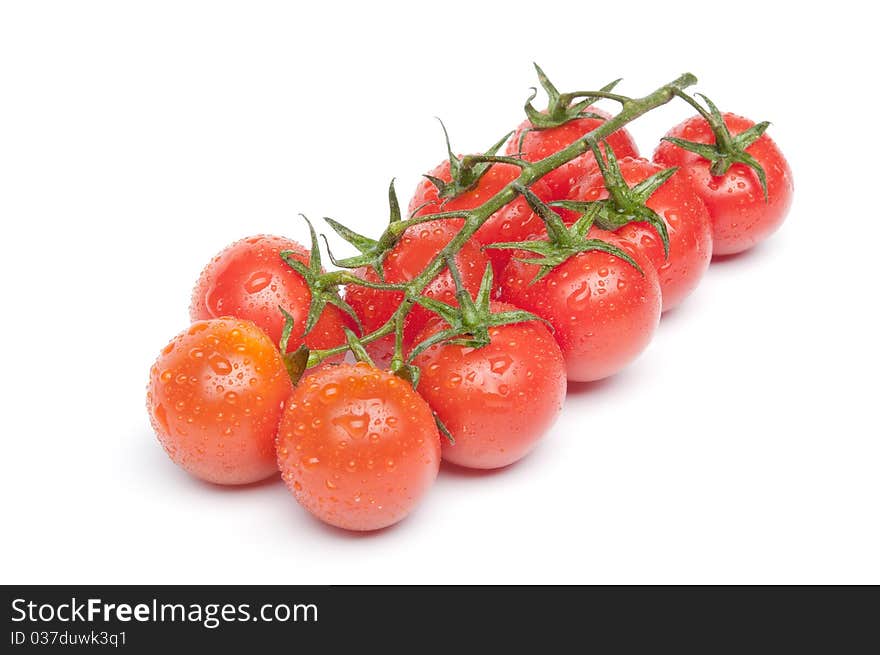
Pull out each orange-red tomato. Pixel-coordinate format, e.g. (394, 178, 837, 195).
(276, 363, 441, 531)
(506, 107, 639, 201)
(500, 230, 661, 382)
(190, 234, 354, 354)
(653, 113, 793, 256)
(411, 303, 566, 469)
(572, 158, 713, 312)
(147, 319, 293, 485)
(408, 161, 553, 275)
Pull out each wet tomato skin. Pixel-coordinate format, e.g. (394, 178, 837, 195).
(190, 234, 354, 355)
(276, 362, 441, 531)
(500, 229, 661, 382)
(653, 113, 793, 256)
(411, 302, 566, 469)
(147, 318, 293, 485)
(345, 219, 490, 363)
(572, 158, 713, 311)
(409, 161, 554, 274)
(506, 107, 639, 201)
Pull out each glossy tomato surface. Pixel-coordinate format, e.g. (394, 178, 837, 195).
(572, 158, 713, 311)
(412, 302, 566, 469)
(506, 107, 639, 201)
(277, 362, 441, 531)
(190, 235, 354, 354)
(409, 160, 553, 274)
(653, 113, 793, 256)
(500, 230, 661, 382)
(147, 318, 293, 485)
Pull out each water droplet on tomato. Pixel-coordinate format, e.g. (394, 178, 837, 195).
(244, 271, 272, 294)
(332, 412, 369, 439)
(489, 354, 513, 375)
(567, 281, 591, 310)
(208, 353, 232, 375)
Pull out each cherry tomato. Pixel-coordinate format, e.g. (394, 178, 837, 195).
(345, 219, 490, 363)
(506, 107, 639, 201)
(653, 113, 793, 256)
(190, 235, 354, 355)
(500, 230, 661, 382)
(276, 362, 441, 531)
(409, 161, 553, 274)
(571, 158, 713, 311)
(411, 302, 566, 469)
(147, 318, 293, 485)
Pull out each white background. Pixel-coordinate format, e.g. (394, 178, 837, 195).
(1, 1, 877, 584)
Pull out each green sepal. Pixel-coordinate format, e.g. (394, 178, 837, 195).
(342, 326, 374, 366)
(280, 214, 363, 337)
(278, 312, 310, 385)
(523, 63, 623, 130)
(434, 413, 455, 445)
(548, 143, 673, 257)
(425, 121, 512, 201)
(321, 179, 406, 280)
(407, 263, 546, 361)
(487, 184, 643, 285)
(666, 91, 771, 200)
(393, 362, 421, 389)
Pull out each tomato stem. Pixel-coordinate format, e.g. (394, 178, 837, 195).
(304, 72, 698, 368)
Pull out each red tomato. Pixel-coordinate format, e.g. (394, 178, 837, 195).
(276, 362, 441, 531)
(409, 161, 553, 274)
(411, 303, 566, 469)
(147, 319, 293, 485)
(571, 158, 713, 311)
(190, 235, 354, 355)
(653, 113, 793, 256)
(506, 107, 639, 201)
(345, 219, 490, 363)
(500, 230, 661, 382)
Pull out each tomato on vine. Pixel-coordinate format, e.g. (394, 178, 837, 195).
(276, 362, 441, 531)
(408, 127, 554, 275)
(653, 94, 793, 256)
(147, 319, 293, 485)
(411, 298, 566, 469)
(506, 64, 639, 201)
(559, 149, 713, 311)
(495, 186, 661, 382)
(190, 233, 355, 356)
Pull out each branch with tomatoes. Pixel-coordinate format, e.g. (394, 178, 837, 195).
(147, 66, 793, 532)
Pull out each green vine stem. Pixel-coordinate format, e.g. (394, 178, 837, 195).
(303, 72, 698, 370)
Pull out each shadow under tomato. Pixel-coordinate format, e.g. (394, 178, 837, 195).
(306, 513, 401, 540)
(191, 472, 282, 494)
(565, 374, 622, 398)
(710, 241, 770, 267)
(438, 458, 518, 479)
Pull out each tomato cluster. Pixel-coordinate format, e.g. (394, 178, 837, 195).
(146, 69, 792, 532)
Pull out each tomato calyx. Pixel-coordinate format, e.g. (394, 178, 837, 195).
(552, 144, 673, 257)
(321, 179, 408, 281)
(665, 91, 770, 199)
(407, 262, 546, 361)
(423, 120, 515, 201)
(324, 179, 473, 281)
(277, 326, 310, 385)
(488, 184, 642, 283)
(279, 215, 363, 336)
(521, 63, 626, 132)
